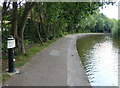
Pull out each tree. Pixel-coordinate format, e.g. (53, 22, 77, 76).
(112, 19, 120, 37)
(2, 1, 36, 53)
(2, 2, 114, 53)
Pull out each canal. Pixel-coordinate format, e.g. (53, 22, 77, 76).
(76, 34, 119, 86)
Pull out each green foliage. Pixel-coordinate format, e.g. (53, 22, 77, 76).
(2, 2, 117, 54)
(95, 17, 105, 32)
(2, 73, 11, 83)
(24, 19, 40, 43)
(2, 2, 118, 54)
(2, 30, 10, 53)
(79, 11, 115, 33)
(112, 20, 120, 37)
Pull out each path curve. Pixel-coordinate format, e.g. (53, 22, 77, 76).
(3, 33, 105, 87)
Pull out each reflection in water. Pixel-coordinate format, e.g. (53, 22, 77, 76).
(76, 35, 119, 86)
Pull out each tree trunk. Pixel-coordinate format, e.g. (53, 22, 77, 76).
(17, 2, 35, 53)
(12, 2, 18, 38)
(11, 2, 21, 52)
(33, 21, 43, 45)
(39, 14, 47, 41)
(31, 10, 43, 45)
(53, 22, 57, 39)
(38, 22, 44, 44)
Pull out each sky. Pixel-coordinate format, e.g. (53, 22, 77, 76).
(100, 4, 118, 20)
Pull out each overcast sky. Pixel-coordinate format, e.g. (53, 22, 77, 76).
(100, 4, 118, 20)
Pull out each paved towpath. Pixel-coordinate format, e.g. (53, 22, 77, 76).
(3, 33, 105, 87)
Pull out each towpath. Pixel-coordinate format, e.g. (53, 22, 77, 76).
(3, 33, 105, 87)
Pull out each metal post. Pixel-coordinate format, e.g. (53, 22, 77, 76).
(8, 48, 14, 72)
(7, 35, 15, 73)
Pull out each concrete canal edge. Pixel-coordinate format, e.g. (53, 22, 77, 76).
(67, 33, 107, 86)
(67, 34, 91, 86)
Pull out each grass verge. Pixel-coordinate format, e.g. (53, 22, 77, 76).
(2, 74, 10, 83)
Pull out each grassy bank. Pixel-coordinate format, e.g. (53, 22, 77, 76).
(2, 37, 60, 83)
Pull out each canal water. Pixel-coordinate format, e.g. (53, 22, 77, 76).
(76, 35, 119, 86)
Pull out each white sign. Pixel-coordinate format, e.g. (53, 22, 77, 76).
(7, 39, 16, 49)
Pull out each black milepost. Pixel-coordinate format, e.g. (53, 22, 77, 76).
(7, 35, 15, 73)
(8, 48, 14, 72)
